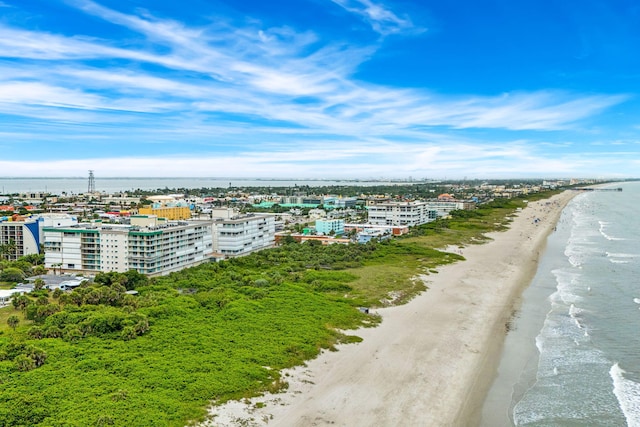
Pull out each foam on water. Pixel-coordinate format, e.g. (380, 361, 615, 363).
(606, 252, 637, 264)
(483, 185, 640, 427)
(549, 268, 584, 308)
(569, 304, 584, 330)
(610, 363, 640, 427)
(605, 252, 638, 258)
(599, 220, 626, 241)
(510, 186, 640, 426)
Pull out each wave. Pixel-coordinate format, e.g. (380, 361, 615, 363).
(610, 363, 640, 427)
(599, 221, 626, 241)
(569, 303, 584, 329)
(606, 252, 636, 264)
(606, 252, 638, 258)
(550, 269, 583, 305)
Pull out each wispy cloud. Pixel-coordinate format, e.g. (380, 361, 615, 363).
(0, 138, 625, 179)
(330, 0, 422, 36)
(0, 1, 632, 178)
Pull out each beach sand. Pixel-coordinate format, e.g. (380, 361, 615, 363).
(203, 191, 576, 427)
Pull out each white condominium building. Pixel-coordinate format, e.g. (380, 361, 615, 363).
(211, 213, 275, 257)
(44, 216, 213, 276)
(367, 200, 473, 227)
(423, 201, 471, 218)
(367, 201, 438, 227)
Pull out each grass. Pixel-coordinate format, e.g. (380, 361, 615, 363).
(0, 305, 29, 334)
(343, 193, 561, 307)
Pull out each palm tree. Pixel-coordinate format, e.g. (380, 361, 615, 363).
(7, 315, 19, 330)
(0, 239, 16, 260)
(33, 278, 46, 291)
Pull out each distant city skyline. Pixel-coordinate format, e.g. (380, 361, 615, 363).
(1, 0, 639, 178)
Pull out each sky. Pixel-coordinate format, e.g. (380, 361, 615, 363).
(1, 0, 639, 179)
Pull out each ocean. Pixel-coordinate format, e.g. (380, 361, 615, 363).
(0, 177, 414, 195)
(482, 181, 640, 426)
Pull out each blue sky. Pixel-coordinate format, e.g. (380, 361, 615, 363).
(0, 0, 639, 179)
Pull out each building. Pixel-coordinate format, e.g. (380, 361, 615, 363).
(366, 199, 475, 227)
(0, 214, 78, 260)
(44, 216, 213, 276)
(211, 213, 275, 258)
(344, 223, 409, 236)
(138, 205, 191, 220)
(0, 217, 41, 260)
(315, 219, 345, 236)
(423, 200, 473, 218)
(102, 194, 141, 206)
(324, 197, 358, 209)
(125, 217, 213, 275)
(275, 234, 351, 245)
(357, 229, 392, 244)
(366, 201, 438, 227)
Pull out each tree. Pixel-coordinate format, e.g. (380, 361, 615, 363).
(12, 294, 30, 311)
(32, 265, 47, 276)
(0, 240, 16, 260)
(7, 315, 19, 330)
(52, 263, 62, 275)
(14, 354, 36, 372)
(0, 267, 25, 283)
(25, 346, 47, 367)
(33, 278, 46, 291)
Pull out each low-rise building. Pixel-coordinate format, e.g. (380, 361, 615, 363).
(138, 205, 191, 220)
(344, 223, 409, 236)
(357, 229, 392, 244)
(275, 234, 351, 245)
(315, 219, 345, 236)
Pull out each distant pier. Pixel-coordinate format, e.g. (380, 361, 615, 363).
(571, 187, 623, 192)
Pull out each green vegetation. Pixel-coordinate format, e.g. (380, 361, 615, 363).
(0, 191, 556, 426)
(0, 253, 46, 286)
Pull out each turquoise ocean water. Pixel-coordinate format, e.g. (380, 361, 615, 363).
(483, 181, 640, 426)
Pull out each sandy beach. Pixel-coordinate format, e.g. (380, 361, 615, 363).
(205, 191, 576, 427)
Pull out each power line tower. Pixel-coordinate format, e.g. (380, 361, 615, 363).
(88, 170, 95, 193)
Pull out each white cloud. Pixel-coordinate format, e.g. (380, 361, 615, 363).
(330, 0, 422, 36)
(0, 137, 626, 179)
(0, 1, 633, 178)
(0, 4, 622, 136)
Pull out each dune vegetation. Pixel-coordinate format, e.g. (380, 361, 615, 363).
(0, 193, 552, 426)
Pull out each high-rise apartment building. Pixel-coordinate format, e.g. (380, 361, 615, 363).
(44, 216, 213, 276)
(211, 213, 275, 257)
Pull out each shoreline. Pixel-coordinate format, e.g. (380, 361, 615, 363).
(204, 191, 576, 427)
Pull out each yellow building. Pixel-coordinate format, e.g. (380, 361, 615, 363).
(138, 206, 191, 220)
